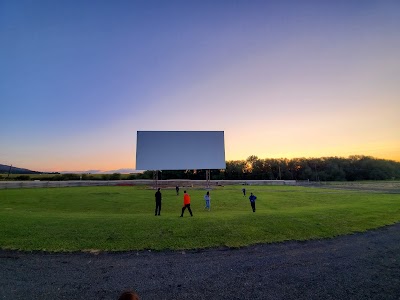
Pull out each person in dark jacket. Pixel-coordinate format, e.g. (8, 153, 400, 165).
(155, 188, 162, 216)
(249, 192, 257, 212)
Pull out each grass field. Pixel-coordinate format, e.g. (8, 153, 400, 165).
(0, 185, 399, 252)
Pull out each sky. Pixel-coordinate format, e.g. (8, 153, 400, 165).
(1, 0, 399, 172)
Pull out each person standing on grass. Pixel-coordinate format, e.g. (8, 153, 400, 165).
(242, 188, 246, 197)
(176, 185, 180, 195)
(180, 190, 193, 217)
(204, 191, 211, 211)
(249, 192, 257, 212)
(155, 188, 162, 216)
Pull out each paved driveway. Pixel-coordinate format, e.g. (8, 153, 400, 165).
(1, 223, 399, 300)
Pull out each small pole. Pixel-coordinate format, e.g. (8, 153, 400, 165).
(7, 164, 12, 178)
(153, 170, 158, 189)
(278, 165, 281, 180)
(206, 169, 210, 189)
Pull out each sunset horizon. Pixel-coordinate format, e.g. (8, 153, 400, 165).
(2, 1, 399, 172)
(2, 151, 399, 174)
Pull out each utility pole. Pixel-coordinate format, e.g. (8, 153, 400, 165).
(153, 170, 158, 189)
(278, 165, 282, 180)
(206, 169, 210, 188)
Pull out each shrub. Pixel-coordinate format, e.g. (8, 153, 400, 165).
(61, 174, 80, 181)
(101, 174, 110, 180)
(109, 173, 121, 180)
(15, 175, 30, 181)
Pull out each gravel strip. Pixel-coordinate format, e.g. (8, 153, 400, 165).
(1, 223, 399, 300)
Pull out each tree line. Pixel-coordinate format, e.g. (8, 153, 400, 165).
(0, 173, 132, 181)
(141, 155, 400, 181)
(2, 155, 399, 181)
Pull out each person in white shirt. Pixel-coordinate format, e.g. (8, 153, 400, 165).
(204, 191, 211, 211)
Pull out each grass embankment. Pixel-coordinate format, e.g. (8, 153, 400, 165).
(0, 185, 399, 252)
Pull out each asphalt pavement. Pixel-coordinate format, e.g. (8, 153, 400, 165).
(1, 223, 400, 300)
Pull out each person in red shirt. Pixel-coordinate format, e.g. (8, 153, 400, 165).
(180, 190, 193, 217)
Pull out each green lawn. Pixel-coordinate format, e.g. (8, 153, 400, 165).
(0, 185, 399, 252)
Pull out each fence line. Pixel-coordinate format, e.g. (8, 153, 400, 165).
(0, 180, 296, 189)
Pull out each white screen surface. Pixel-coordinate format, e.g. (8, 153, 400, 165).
(136, 131, 226, 170)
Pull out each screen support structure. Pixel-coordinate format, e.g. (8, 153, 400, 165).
(206, 169, 210, 188)
(153, 171, 158, 189)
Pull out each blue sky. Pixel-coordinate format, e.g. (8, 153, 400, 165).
(1, 1, 399, 172)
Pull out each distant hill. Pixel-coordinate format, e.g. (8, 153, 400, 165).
(59, 169, 102, 174)
(0, 164, 140, 175)
(102, 168, 139, 174)
(60, 168, 139, 174)
(0, 164, 42, 175)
